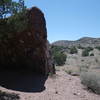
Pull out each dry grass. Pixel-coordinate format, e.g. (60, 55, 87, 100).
(80, 70, 100, 94)
(64, 66, 80, 76)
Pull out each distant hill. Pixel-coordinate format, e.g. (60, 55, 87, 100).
(52, 37, 100, 47)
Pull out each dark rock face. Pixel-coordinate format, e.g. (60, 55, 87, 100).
(0, 7, 55, 75)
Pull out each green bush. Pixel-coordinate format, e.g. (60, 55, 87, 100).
(79, 65, 89, 72)
(85, 47, 93, 52)
(51, 45, 67, 66)
(77, 45, 84, 49)
(80, 70, 100, 94)
(82, 49, 89, 57)
(54, 52, 67, 66)
(51, 45, 65, 53)
(69, 46, 78, 54)
(95, 46, 100, 51)
(0, 9, 28, 40)
(90, 53, 94, 56)
(82, 47, 94, 57)
(51, 46, 61, 52)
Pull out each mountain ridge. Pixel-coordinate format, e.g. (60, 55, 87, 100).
(52, 37, 100, 47)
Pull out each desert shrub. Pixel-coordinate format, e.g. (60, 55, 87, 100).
(51, 45, 65, 53)
(0, 90, 20, 100)
(82, 49, 89, 57)
(77, 45, 84, 49)
(53, 52, 67, 66)
(69, 46, 78, 54)
(81, 47, 93, 57)
(64, 66, 80, 76)
(81, 59, 84, 62)
(95, 58, 98, 63)
(51, 46, 61, 52)
(80, 70, 100, 94)
(86, 47, 93, 52)
(90, 53, 94, 56)
(51, 45, 67, 66)
(65, 69, 72, 75)
(79, 65, 89, 72)
(95, 46, 100, 51)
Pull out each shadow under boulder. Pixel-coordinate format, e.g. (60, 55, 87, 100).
(0, 70, 47, 92)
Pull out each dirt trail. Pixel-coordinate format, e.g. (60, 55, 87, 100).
(0, 68, 100, 100)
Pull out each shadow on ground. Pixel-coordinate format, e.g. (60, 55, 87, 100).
(0, 70, 48, 93)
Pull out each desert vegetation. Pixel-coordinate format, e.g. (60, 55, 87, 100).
(51, 45, 67, 66)
(81, 70, 100, 94)
(82, 49, 89, 57)
(82, 47, 93, 57)
(69, 46, 78, 54)
(95, 46, 100, 51)
(0, 90, 20, 100)
(0, 0, 28, 40)
(90, 53, 94, 56)
(52, 38, 100, 95)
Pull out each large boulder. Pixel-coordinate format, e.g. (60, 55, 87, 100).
(0, 7, 55, 75)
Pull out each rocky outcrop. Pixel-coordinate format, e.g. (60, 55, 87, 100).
(0, 7, 55, 75)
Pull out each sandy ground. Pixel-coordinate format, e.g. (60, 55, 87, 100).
(0, 68, 100, 100)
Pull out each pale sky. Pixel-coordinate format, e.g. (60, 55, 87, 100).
(25, 0, 100, 43)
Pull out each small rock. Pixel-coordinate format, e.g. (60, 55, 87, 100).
(73, 93, 77, 95)
(55, 91, 58, 94)
(71, 72, 80, 76)
(73, 92, 80, 96)
(69, 78, 71, 80)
